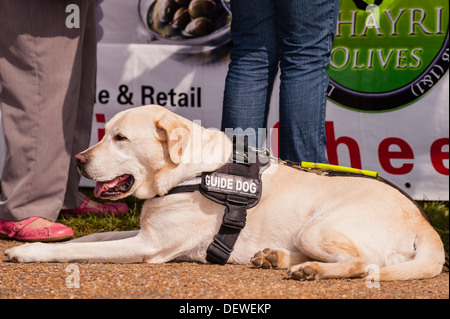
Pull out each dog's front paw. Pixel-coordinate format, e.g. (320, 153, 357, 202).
(251, 248, 282, 269)
(288, 262, 320, 281)
(5, 243, 46, 263)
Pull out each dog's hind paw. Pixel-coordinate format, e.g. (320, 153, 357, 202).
(288, 262, 319, 281)
(251, 248, 282, 269)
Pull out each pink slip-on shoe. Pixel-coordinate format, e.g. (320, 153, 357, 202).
(0, 216, 74, 242)
(60, 196, 129, 217)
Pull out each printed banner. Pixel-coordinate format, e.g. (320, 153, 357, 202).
(323, 0, 449, 200)
(0, 0, 448, 200)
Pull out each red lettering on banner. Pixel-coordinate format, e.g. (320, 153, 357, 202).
(325, 121, 362, 169)
(268, 121, 446, 177)
(430, 138, 449, 176)
(378, 138, 414, 175)
(95, 113, 106, 142)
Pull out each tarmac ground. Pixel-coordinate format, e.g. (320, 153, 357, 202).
(1, 240, 448, 301)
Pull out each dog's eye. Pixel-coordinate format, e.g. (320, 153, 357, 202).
(113, 134, 128, 142)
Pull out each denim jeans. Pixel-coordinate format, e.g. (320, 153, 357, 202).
(222, 0, 340, 163)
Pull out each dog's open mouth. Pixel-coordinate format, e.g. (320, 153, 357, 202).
(94, 175, 135, 198)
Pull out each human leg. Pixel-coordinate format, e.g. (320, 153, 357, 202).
(221, 0, 279, 148)
(276, 0, 340, 163)
(63, 0, 97, 210)
(60, 2, 128, 216)
(0, 0, 87, 223)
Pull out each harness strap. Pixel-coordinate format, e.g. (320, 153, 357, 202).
(203, 138, 272, 265)
(206, 195, 249, 264)
(166, 181, 252, 265)
(202, 160, 256, 264)
(166, 184, 199, 195)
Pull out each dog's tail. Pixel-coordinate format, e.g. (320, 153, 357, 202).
(369, 225, 445, 281)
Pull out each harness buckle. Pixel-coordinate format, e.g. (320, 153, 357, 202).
(206, 235, 234, 264)
(222, 195, 248, 230)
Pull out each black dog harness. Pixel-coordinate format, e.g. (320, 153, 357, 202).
(166, 137, 271, 264)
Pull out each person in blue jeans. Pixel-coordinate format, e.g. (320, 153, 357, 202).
(222, 0, 340, 163)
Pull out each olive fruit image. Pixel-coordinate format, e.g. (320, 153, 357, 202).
(184, 17, 213, 37)
(188, 0, 218, 19)
(147, 0, 231, 41)
(172, 7, 191, 29)
(158, 0, 179, 22)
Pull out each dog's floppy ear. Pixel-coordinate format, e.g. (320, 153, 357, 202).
(156, 112, 190, 164)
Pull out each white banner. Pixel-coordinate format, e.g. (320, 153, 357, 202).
(1, 0, 448, 200)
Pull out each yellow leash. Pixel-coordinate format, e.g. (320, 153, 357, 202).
(300, 162, 379, 179)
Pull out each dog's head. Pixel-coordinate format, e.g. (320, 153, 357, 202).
(76, 105, 232, 200)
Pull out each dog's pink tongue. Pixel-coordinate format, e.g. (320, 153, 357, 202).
(94, 182, 106, 198)
(94, 176, 122, 198)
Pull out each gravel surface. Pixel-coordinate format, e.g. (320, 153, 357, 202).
(1, 240, 448, 300)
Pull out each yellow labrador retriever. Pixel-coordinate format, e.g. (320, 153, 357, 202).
(6, 105, 444, 281)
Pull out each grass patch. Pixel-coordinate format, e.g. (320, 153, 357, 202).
(418, 201, 449, 252)
(58, 209, 141, 239)
(56, 187, 142, 238)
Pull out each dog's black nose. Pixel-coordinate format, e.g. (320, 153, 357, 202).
(75, 154, 87, 166)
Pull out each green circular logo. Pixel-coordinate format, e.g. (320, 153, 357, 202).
(327, 0, 449, 112)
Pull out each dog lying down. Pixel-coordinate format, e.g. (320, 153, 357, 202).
(5, 105, 444, 281)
